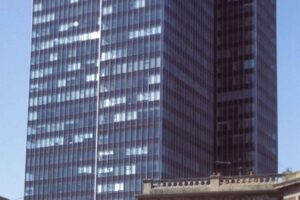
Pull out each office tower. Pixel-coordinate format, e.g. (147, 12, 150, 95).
(214, 0, 277, 175)
(25, 0, 214, 199)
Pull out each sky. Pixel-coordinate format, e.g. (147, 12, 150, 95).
(0, 0, 299, 199)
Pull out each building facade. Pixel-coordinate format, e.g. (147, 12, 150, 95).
(214, 0, 277, 175)
(138, 172, 300, 200)
(25, 0, 278, 199)
(25, 0, 214, 200)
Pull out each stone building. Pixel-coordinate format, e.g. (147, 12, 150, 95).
(274, 172, 300, 200)
(138, 172, 300, 200)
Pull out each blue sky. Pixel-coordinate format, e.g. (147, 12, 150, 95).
(0, 0, 299, 199)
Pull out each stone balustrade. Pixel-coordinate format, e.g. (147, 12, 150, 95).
(142, 174, 285, 194)
(219, 174, 285, 185)
(151, 177, 211, 188)
(140, 172, 300, 199)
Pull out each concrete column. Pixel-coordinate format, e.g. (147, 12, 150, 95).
(143, 179, 153, 195)
(210, 175, 220, 191)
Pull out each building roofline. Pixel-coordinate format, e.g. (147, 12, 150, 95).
(137, 189, 280, 199)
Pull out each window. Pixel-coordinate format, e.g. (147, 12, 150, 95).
(25, 186, 34, 196)
(127, 111, 137, 121)
(74, 133, 94, 143)
(57, 79, 66, 87)
(27, 136, 64, 149)
(129, 25, 161, 39)
(86, 74, 98, 82)
(97, 183, 124, 193)
(33, 32, 100, 51)
(115, 183, 124, 192)
(101, 48, 126, 61)
(99, 150, 114, 159)
(148, 74, 160, 84)
(126, 146, 148, 156)
(79, 31, 100, 41)
(49, 53, 58, 61)
(33, 3, 42, 12)
(25, 172, 34, 181)
(126, 165, 136, 175)
(29, 112, 37, 121)
(59, 21, 79, 32)
(114, 112, 126, 122)
(131, 0, 146, 9)
(98, 167, 113, 175)
(33, 13, 55, 24)
(78, 166, 92, 174)
(97, 185, 102, 193)
(68, 62, 81, 72)
(101, 96, 126, 108)
(243, 59, 255, 69)
(137, 91, 160, 101)
(103, 5, 113, 15)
